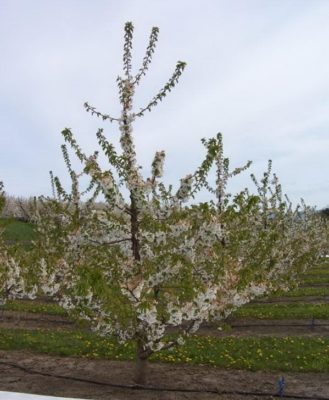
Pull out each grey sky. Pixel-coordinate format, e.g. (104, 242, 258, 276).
(0, 0, 328, 207)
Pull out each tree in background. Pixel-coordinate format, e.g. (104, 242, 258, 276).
(0, 195, 39, 222)
(319, 207, 329, 220)
(0, 181, 36, 305)
(212, 163, 328, 319)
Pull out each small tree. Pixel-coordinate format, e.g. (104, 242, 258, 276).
(0, 181, 36, 305)
(34, 22, 328, 384)
(212, 164, 328, 319)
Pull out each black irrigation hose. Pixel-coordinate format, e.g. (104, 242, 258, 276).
(0, 360, 329, 400)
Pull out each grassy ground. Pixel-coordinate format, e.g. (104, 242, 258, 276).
(233, 303, 329, 319)
(0, 327, 328, 372)
(2, 300, 67, 316)
(272, 286, 329, 297)
(302, 266, 329, 275)
(0, 218, 36, 242)
(300, 276, 329, 284)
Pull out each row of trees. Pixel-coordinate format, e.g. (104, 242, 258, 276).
(0, 23, 328, 384)
(1, 195, 39, 222)
(2, 192, 328, 224)
(0, 193, 110, 222)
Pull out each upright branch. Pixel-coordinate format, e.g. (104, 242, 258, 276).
(251, 160, 272, 228)
(136, 61, 187, 117)
(134, 26, 159, 86)
(123, 22, 134, 78)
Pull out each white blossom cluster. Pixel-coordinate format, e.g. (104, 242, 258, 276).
(151, 151, 165, 178)
(0, 254, 37, 305)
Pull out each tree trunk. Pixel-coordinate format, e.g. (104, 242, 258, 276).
(134, 343, 149, 385)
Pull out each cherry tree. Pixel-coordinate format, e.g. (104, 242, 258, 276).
(212, 164, 328, 319)
(0, 182, 36, 306)
(33, 22, 328, 384)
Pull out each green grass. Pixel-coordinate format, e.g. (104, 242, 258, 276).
(2, 300, 67, 316)
(0, 218, 36, 242)
(233, 303, 329, 319)
(272, 286, 329, 298)
(0, 328, 328, 372)
(302, 268, 329, 276)
(300, 276, 329, 285)
(174, 335, 329, 371)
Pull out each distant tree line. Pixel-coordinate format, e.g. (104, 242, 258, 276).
(0, 195, 36, 222)
(319, 207, 329, 219)
(0, 193, 108, 223)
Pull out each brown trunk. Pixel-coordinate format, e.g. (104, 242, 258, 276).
(121, 83, 149, 385)
(130, 192, 141, 261)
(130, 193, 148, 384)
(134, 342, 149, 385)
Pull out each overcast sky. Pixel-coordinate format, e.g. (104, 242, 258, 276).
(0, 0, 328, 208)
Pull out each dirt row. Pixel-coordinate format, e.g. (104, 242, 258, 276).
(0, 350, 328, 400)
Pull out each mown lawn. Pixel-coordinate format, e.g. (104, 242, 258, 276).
(2, 300, 67, 316)
(0, 218, 36, 242)
(302, 267, 329, 276)
(300, 276, 329, 285)
(272, 286, 329, 298)
(233, 303, 329, 319)
(0, 328, 328, 372)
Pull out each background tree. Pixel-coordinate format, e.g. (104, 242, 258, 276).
(0, 181, 36, 305)
(0, 194, 39, 222)
(319, 207, 329, 220)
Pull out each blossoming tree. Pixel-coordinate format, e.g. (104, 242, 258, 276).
(34, 22, 328, 384)
(0, 181, 36, 306)
(212, 164, 328, 319)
